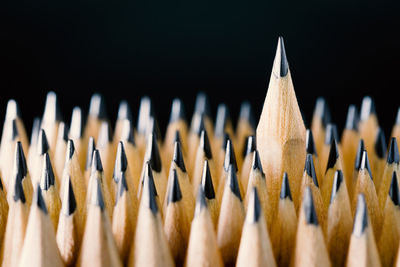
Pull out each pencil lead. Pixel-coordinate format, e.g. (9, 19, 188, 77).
(63, 177, 77, 215)
(314, 97, 332, 128)
(227, 164, 241, 201)
(97, 122, 111, 147)
(5, 99, 21, 120)
(195, 187, 208, 216)
(354, 139, 365, 170)
(42, 91, 62, 122)
(173, 130, 182, 144)
(34, 185, 48, 214)
(252, 150, 263, 173)
(374, 128, 386, 159)
(360, 96, 376, 121)
(324, 123, 339, 145)
(91, 150, 103, 173)
(396, 107, 400, 125)
(37, 129, 49, 155)
(247, 187, 261, 223)
(353, 194, 368, 237)
(85, 137, 96, 170)
(330, 170, 344, 204)
(304, 154, 319, 187)
(90, 179, 105, 211)
(173, 141, 186, 172)
(113, 142, 128, 183)
(194, 92, 211, 117)
(13, 172, 26, 203)
(272, 36, 289, 77)
(69, 106, 84, 139)
(223, 139, 238, 172)
(201, 160, 215, 200)
(345, 105, 359, 131)
(221, 132, 230, 149)
(215, 104, 230, 137)
(146, 133, 162, 172)
(0, 178, 2, 191)
(169, 98, 186, 123)
(243, 135, 256, 158)
(15, 141, 28, 181)
(306, 129, 317, 156)
(137, 96, 152, 135)
(146, 117, 162, 141)
(389, 172, 400, 206)
(360, 150, 373, 180)
(326, 139, 339, 171)
(8, 119, 19, 140)
(89, 93, 107, 119)
(239, 101, 256, 130)
(117, 100, 133, 122)
(167, 169, 182, 204)
(303, 186, 318, 225)
(58, 122, 69, 141)
(40, 153, 55, 190)
(387, 138, 400, 164)
(200, 130, 213, 159)
(193, 114, 206, 136)
(121, 120, 135, 145)
(116, 172, 128, 202)
(66, 139, 75, 160)
(280, 172, 292, 200)
(143, 161, 158, 197)
(30, 117, 41, 145)
(143, 162, 158, 214)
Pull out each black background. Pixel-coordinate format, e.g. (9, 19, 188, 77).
(1, 0, 399, 139)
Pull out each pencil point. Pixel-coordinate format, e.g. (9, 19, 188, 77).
(117, 100, 132, 122)
(280, 172, 292, 200)
(354, 139, 365, 170)
(42, 91, 62, 122)
(40, 153, 55, 190)
(389, 172, 400, 206)
(167, 169, 182, 204)
(14, 141, 28, 181)
(13, 173, 26, 203)
(221, 132, 230, 149)
(5, 99, 21, 120)
(173, 130, 182, 144)
(116, 172, 129, 202)
(63, 178, 77, 215)
(201, 160, 215, 200)
(272, 36, 289, 77)
(146, 117, 162, 141)
(173, 141, 186, 172)
(121, 120, 135, 145)
(169, 98, 186, 123)
(113, 142, 128, 183)
(353, 194, 368, 237)
(85, 137, 96, 171)
(30, 117, 41, 145)
(330, 170, 344, 204)
(243, 135, 256, 158)
(35, 185, 48, 214)
(314, 97, 332, 128)
(194, 92, 211, 117)
(37, 129, 49, 155)
(215, 104, 230, 137)
(306, 129, 318, 156)
(247, 187, 261, 223)
(193, 114, 206, 136)
(146, 133, 162, 172)
(360, 96, 376, 121)
(143, 162, 158, 214)
(97, 122, 111, 147)
(137, 96, 152, 135)
(387, 138, 400, 164)
(58, 122, 69, 141)
(224, 139, 238, 172)
(396, 107, 400, 125)
(91, 150, 104, 173)
(360, 150, 373, 180)
(326, 140, 339, 171)
(252, 150, 263, 173)
(200, 130, 213, 159)
(67, 139, 75, 160)
(303, 186, 318, 225)
(239, 102, 256, 130)
(195, 187, 208, 216)
(345, 105, 359, 131)
(8, 119, 19, 140)
(374, 128, 386, 159)
(89, 93, 107, 119)
(324, 123, 339, 145)
(304, 154, 319, 187)
(90, 179, 105, 211)
(227, 164, 242, 201)
(69, 107, 83, 139)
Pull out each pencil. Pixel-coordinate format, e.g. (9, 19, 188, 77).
(84, 136, 96, 186)
(213, 104, 235, 168)
(371, 127, 386, 186)
(311, 97, 331, 158)
(97, 122, 114, 190)
(40, 91, 62, 151)
(200, 159, 219, 228)
(83, 93, 107, 142)
(69, 107, 85, 170)
(0, 119, 21, 187)
(235, 102, 256, 165)
(320, 123, 339, 176)
(350, 139, 366, 200)
(54, 122, 68, 183)
(113, 100, 133, 148)
(240, 135, 256, 194)
(306, 129, 323, 186)
(359, 96, 379, 153)
(31, 129, 52, 186)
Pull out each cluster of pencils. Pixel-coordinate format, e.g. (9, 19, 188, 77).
(0, 37, 399, 267)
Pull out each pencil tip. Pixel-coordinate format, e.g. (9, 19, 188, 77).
(117, 100, 133, 122)
(353, 194, 368, 237)
(146, 116, 162, 141)
(8, 119, 19, 140)
(345, 105, 359, 131)
(314, 97, 332, 128)
(35, 185, 48, 214)
(113, 142, 128, 184)
(239, 102, 256, 130)
(326, 140, 339, 171)
(143, 162, 158, 214)
(169, 98, 186, 123)
(13, 172, 26, 203)
(280, 172, 292, 200)
(40, 153, 55, 191)
(227, 164, 242, 201)
(167, 169, 182, 204)
(374, 128, 387, 159)
(116, 172, 129, 202)
(58, 122, 69, 141)
(224, 139, 238, 172)
(389, 172, 400, 206)
(304, 154, 319, 187)
(173, 130, 182, 144)
(200, 130, 213, 159)
(354, 139, 365, 170)
(252, 150, 264, 173)
(30, 117, 41, 145)
(37, 129, 50, 155)
(194, 92, 211, 117)
(146, 133, 162, 172)
(137, 96, 153, 135)
(69, 107, 83, 139)
(324, 123, 339, 145)
(91, 150, 104, 173)
(272, 36, 289, 77)
(173, 141, 186, 172)
(303, 186, 318, 225)
(396, 107, 400, 125)
(360, 96, 376, 121)
(5, 99, 21, 120)
(195, 187, 208, 216)
(243, 135, 256, 158)
(85, 137, 96, 170)
(201, 160, 215, 200)
(387, 138, 400, 164)
(215, 104, 231, 137)
(90, 179, 105, 211)
(42, 91, 62, 122)
(330, 170, 344, 204)
(63, 177, 77, 215)
(247, 187, 261, 223)
(121, 120, 135, 145)
(14, 141, 28, 180)
(306, 129, 318, 156)
(360, 150, 373, 180)
(97, 122, 111, 147)
(66, 139, 75, 160)
(89, 93, 107, 119)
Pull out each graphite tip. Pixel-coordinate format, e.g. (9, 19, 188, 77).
(280, 172, 292, 200)
(360, 150, 373, 180)
(324, 123, 339, 145)
(40, 153, 55, 191)
(85, 137, 96, 171)
(167, 169, 182, 204)
(89, 93, 107, 119)
(345, 105, 359, 131)
(200, 130, 213, 159)
(201, 160, 215, 200)
(387, 138, 400, 164)
(117, 100, 133, 122)
(214, 104, 230, 138)
(246, 187, 261, 223)
(243, 135, 256, 158)
(326, 139, 339, 172)
(353, 194, 368, 237)
(145, 133, 162, 173)
(330, 170, 344, 204)
(389, 172, 400, 206)
(303, 186, 318, 225)
(374, 128, 387, 159)
(195, 187, 208, 216)
(306, 129, 318, 156)
(227, 164, 242, 201)
(252, 150, 264, 173)
(272, 36, 289, 78)
(169, 98, 186, 123)
(63, 177, 77, 215)
(223, 139, 238, 172)
(37, 129, 50, 155)
(35, 185, 48, 214)
(304, 154, 319, 187)
(173, 141, 186, 172)
(354, 139, 365, 170)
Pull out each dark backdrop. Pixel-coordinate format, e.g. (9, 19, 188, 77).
(1, 0, 399, 139)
